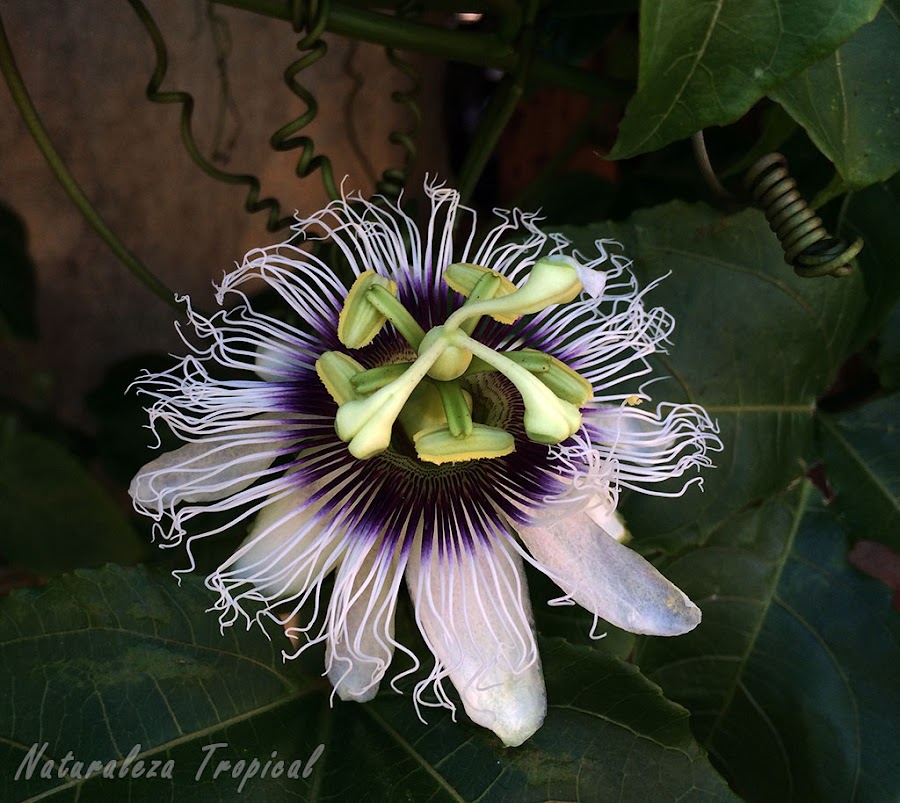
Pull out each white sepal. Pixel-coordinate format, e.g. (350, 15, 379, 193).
(407, 535, 546, 747)
(517, 511, 700, 636)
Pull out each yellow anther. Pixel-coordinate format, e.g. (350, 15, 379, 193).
(445, 263, 519, 324)
(316, 352, 365, 405)
(414, 424, 515, 465)
(338, 272, 398, 349)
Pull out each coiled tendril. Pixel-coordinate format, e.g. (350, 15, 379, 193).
(129, 0, 296, 230)
(744, 153, 862, 278)
(130, 0, 423, 231)
(375, 44, 421, 203)
(270, 0, 338, 201)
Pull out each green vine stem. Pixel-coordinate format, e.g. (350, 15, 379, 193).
(457, 72, 523, 202)
(0, 10, 179, 309)
(376, 43, 422, 201)
(456, 0, 540, 202)
(129, 0, 325, 224)
(213, 0, 619, 101)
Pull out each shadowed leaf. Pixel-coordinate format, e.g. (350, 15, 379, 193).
(634, 484, 900, 802)
(820, 394, 900, 551)
(0, 564, 734, 801)
(556, 203, 865, 550)
(0, 417, 146, 573)
(610, 0, 881, 158)
(769, 0, 900, 189)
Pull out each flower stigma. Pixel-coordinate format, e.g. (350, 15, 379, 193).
(318, 257, 589, 465)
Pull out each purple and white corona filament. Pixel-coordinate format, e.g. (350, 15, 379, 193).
(130, 181, 722, 747)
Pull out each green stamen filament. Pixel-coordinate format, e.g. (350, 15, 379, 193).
(435, 380, 474, 437)
(445, 257, 582, 331)
(464, 351, 592, 405)
(335, 335, 447, 459)
(459, 270, 503, 336)
(365, 284, 426, 349)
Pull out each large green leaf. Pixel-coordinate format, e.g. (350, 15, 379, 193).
(552, 208, 895, 801)
(362, 639, 737, 802)
(769, 0, 900, 189)
(609, 0, 882, 159)
(633, 482, 900, 802)
(0, 417, 146, 572)
(0, 564, 735, 801)
(820, 394, 900, 551)
(880, 301, 900, 390)
(558, 202, 865, 550)
(840, 173, 900, 340)
(0, 564, 327, 802)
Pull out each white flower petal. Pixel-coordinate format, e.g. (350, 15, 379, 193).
(126, 179, 723, 749)
(326, 537, 404, 702)
(130, 436, 281, 511)
(254, 342, 300, 381)
(517, 511, 700, 636)
(406, 535, 546, 747)
(585, 499, 629, 543)
(227, 477, 345, 604)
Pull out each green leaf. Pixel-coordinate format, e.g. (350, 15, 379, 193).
(520, 171, 616, 227)
(557, 202, 865, 550)
(0, 564, 328, 801)
(769, 0, 900, 188)
(637, 483, 900, 802)
(610, 0, 882, 159)
(879, 301, 900, 391)
(0, 418, 146, 572)
(361, 639, 737, 802)
(840, 173, 900, 340)
(0, 201, 38, 340)
(550, 195, 894, 802)
(820, 394, 900, 551)
(0, 565, 735, 801)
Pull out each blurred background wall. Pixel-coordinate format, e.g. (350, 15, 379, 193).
(0, 0, 447, 425)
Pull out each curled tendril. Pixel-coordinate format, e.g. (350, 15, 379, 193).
(130, 0, 424, 225)
(271, 0, 339, 200)
(744, 153, 862, 279)
(375, 45, 421, 203)
(128, 0, 296, 231)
